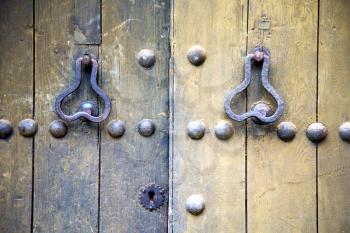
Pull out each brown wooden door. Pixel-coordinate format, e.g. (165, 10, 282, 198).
(1, 1, 350, 233)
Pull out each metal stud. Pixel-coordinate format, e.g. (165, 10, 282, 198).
(215, 120, 234, 140)
(277, 121, 296, 142)
(137, 119, 155, 137)
(187, 120, 206, 140)
(49, 120, 68, 138)
(107, 120, 125, 138)
(250, 101, 274, 124)
(339, 122, 350, 142)
(185, 194, 205, 215)
(0, 119, 13, 139)
(137, 49, 156, 68)
(18, 119, 38, 137)
(306, 122, 327, 143)
(187, 45, 206, 66)
(78, 101, 99, 119)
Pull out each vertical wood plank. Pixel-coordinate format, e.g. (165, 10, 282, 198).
(0, 0, 33, 232)
(247, 0, 318, 232)
(74, 0, 101, 44)
(318, 1, 350, 232)
(172, 1, 247, 232)
(34, 1, 100, 232)
(100, 0, 170, 232)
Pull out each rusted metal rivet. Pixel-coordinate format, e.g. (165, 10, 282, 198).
(49, 120, 68, 138)
(277, 121, 296, 142)
(137, 49, 156, 68)
(306, 122, 327, 143)
(339, 122, 350, 142)
(187, 45, 206, 66)
(250, 101, 274, 124)
(18, 119, 38, 137)
(78, 101, 99, 118)
(185, 194, 205, 215)
(215, 120, 234, 140)
(137, 119, 155, 137)
(187, 121, 206, 140)
(0, 119, 13, 139)
(107, 120, 125, 138)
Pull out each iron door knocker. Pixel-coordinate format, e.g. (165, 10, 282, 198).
(55, 55, 111, 123)
(224, 46, 284, 124)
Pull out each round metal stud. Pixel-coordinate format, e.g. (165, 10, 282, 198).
(49, 120, 68, 138)
(187, 45, 206, 66)
(18, 119, 38, 137)
(277, 121, 296, 142)
(137, 119, 155, 137)
(185, 194, 205, 215)
(78, 101, 99, 117)
(215, 120, 234, 140)
(107, 120, 125, 138)
(187, 121, 206, 140)
(0, 119, 13, 139)
(306, 122, 327, 143)
(138, 184, 166, 211)
(250, 101, 274, 124)
(137, 49, 156, 68)
(339, 122, 350, 142)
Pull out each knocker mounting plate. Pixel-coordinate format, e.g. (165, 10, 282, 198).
(54, 54, 111, 123)
(224, 46, 284, 124)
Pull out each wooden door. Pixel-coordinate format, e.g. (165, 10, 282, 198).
(0, 1, 349, 233)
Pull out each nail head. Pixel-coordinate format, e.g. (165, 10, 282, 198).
(18, 119, 38, 137)
(185, 194, 205, 215)
(137, 49, 156, 68)
(306, 122, 327, 143)
(215, 120, 234, 140)
(49, 120, 68, 138)
(187, 121, 206, 140)
(187, 45, 206, 66)
(277, 121, 296, 141)
(107, 120, 126, 138)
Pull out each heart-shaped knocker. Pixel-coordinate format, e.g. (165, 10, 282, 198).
(224, 46, 284, 124)
(55, 54, 111, 123)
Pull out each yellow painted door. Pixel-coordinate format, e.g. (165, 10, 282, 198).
(170, 0, 350, 233)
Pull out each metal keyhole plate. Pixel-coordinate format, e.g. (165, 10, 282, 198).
(138, 184, 165, 211)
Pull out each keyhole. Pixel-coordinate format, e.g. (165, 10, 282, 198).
(148, 191, 156, 203)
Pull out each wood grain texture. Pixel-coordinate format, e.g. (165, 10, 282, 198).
(318, 0, 350, 232)
(33, 1, 99, 232)
(171, 1, 247, 232)
(74, 0, 101, 44)
(247, 0, 318, 232)
(0, 0, 33, 232)
(100, 0, 170, 232)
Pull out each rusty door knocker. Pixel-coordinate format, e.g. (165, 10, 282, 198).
(224, 46, 284, 124)
(55, 55, 111, 123)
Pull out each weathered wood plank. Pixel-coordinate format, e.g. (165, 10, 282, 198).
(33, 1, 100, 232)
(171, 1, 247, 232)
(318, 1, 350, 232)
(247, 0, 318, 232)
(74, 0, 101, 44)
(100, 0, 170, 232)
(0, 0, 33, 232)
